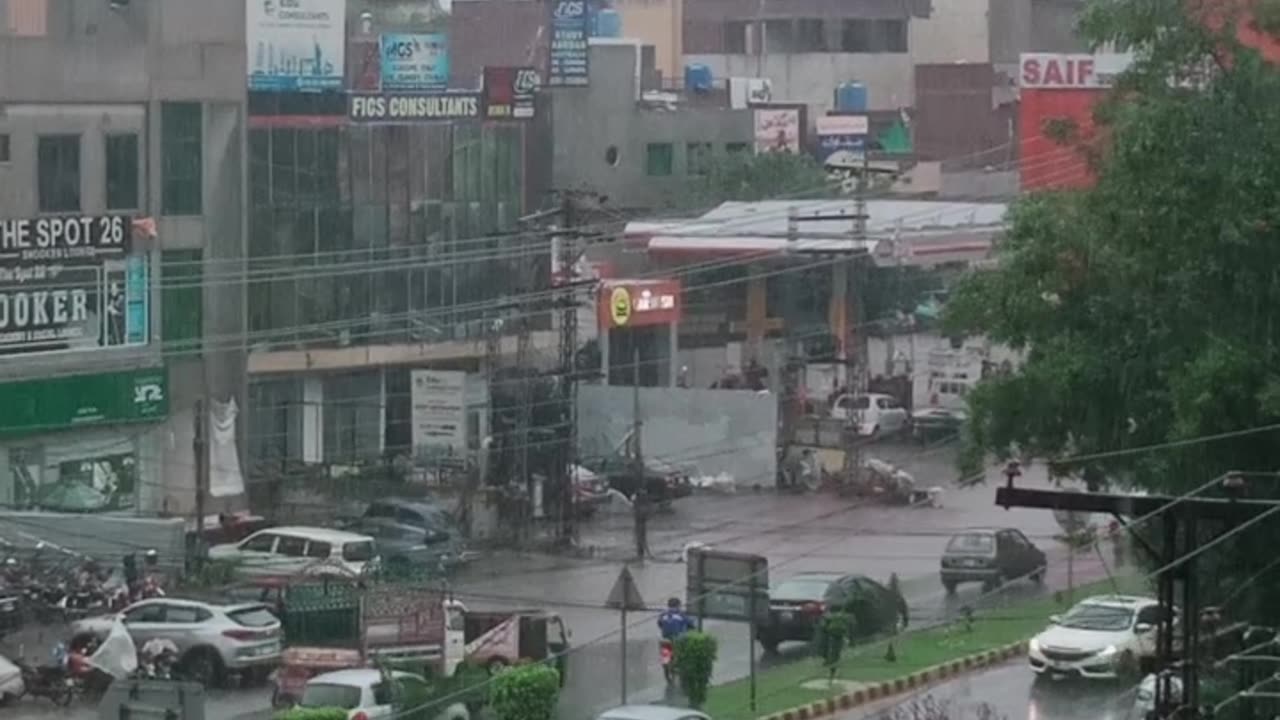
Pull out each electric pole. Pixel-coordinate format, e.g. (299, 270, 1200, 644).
(555, 192, 581, 546)
(192, 398, 207, 569)
(631, 348, 646, 559)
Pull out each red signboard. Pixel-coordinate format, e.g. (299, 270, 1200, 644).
(597, 279, 682, 330)
(1018, 87, 1102, 191)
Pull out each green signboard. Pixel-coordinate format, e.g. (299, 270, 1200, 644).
(0, 368, 168, 438)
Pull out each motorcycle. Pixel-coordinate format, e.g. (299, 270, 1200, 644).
(138, 638, 179, 680)
(15, 660, 77, 706)
(659, 639, 675, 684)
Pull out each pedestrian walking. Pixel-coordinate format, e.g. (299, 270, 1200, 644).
(633, 487, 651, 560)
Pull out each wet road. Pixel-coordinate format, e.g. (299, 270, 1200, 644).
(3, 443, 1119, 720)
(848, 661, 1139, 720)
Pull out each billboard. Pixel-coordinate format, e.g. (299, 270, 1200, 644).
(484, 67, 540, 120)
(247, 0, 345, 92)
(0, 216, 149, 356)
(548, 0, 589, 87)
(815, 114, 868, 163)
(754, 108, 801, 154)
(348, 93, 483, 123)
(379, 33, 450, 91)
(411, 370, 467, 456)
(686, 548, 769, 622)
(597, 279, 682, 330)
(1018, 53, 1132, 89)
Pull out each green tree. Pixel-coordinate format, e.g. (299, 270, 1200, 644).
(490, 663, 561, 720)
(674, 631, 719, 709)
(814, 612, 851, 682)
(685, 152, 834, 208)
(943, 0, 1280, 623)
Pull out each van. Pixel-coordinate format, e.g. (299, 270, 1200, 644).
(208, 526, 378, 578)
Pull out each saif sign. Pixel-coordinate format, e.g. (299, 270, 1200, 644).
(348, 93, 482, 123)
(0, 216, 148, 356)
(1018, 53, 1134, 89)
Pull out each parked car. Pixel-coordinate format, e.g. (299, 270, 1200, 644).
(596, 706, 710, 720)
(298, 668, 469, 720)
(829, 393, 909, 437)
(71, 598, 281, 687)
(208, 527, 377, 578)
(1028, 595, 1173, 679)
(756, 571, 908, 654)
(356, 498, 476, 570)
(571, 465, 612, 517)
(940, 528, 1047, 594)
(581, 439, 694, 505)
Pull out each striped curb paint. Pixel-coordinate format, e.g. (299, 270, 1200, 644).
(759, 640, 1029, 720)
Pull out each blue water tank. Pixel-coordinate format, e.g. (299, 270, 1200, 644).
(685, 63, 713, 93)
(834, 82, 868, 112)
(592, 9, 622, 37)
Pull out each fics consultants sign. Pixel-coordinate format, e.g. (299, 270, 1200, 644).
(0, 215, 149, 356)
(348, 92, 482, 123)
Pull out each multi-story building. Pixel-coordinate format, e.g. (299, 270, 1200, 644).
(0, 0, 247, 516)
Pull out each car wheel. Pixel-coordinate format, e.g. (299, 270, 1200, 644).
(180, 648, 224, 688)
(1031, 566, 1046, 584)
(759, 636, 780, 655)
(943, 580, 958, 595)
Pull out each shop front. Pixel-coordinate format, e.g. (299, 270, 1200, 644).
(0, 368, 169, 513)
(597, 279, 682, 387)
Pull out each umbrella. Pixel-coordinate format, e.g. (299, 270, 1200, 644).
(35, 481, 108, 513)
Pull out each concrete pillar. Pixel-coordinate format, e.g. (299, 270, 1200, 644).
(745, 267, 768, 361)
(669, 322, 680, 387)
(301, 377, 323, 463)
(600, 327, 611, 386)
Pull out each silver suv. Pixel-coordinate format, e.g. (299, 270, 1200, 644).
(72, 597, 282, 687)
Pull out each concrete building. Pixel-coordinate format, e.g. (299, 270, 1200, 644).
(550, 40, 755, 211)
(0, 0, 247, 516)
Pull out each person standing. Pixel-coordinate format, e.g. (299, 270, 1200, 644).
(633, 487, 651, 560)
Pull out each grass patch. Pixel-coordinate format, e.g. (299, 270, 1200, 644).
(704, 575, 1147, 720)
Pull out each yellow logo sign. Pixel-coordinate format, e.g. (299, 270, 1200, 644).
(609, 287, 632, 326)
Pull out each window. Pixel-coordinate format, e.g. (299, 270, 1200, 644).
(162, 250, 203, 353)
(164, 606, 209, 624)
(762, 19, 794, 53)
(686, 142, 713, 175)
(305, 541, 331, 559)
(372, 682, 393, 706)
(343, 541, 375, 562)
(161, 102, 203, 215)
(0, 134, 9, 163)
(124, 604, 166, 624)
(277, 536, 307, 557)
(795, 19, 827, 51)
(726, 142, 750, 154)
(228, 606, 279, 627)
(241, 533, 277, 552)
(37, 134, 81, 212)
(645, 143, 673, 176)
(723, 20, 750, 53)
(840, 19, 908, 52)
(105, 133, 140, 210)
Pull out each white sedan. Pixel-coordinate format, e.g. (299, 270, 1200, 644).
(1028, 595, 1172, 679)
(299, 668, 469, 720)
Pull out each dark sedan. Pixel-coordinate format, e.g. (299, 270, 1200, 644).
(756, 572, 909, 654)
(940, 527, 1046, 594)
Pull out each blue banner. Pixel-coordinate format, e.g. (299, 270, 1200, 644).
(125, 254, 148, 345)
(817, 134, 867, 163)
(380, 33, 450, 91)
(548, 0, 589, 87)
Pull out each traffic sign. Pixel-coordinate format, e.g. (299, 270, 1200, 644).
(605, 566, 646, 611)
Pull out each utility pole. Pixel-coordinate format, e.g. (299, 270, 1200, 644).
(555, 193, 581, 546)
(192, 398, 207, 569)
(631, 348, 646, 559)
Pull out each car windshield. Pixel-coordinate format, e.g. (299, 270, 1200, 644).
(946, 533, 995, 553)
(772, 578, 834, 601)
(343, 541, 375, 562)
(1059, 603, 1135, 631)
(301, 683, 362, 709)
(228, 606, 278, 627)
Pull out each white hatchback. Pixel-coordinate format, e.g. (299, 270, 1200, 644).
(300, 668, 469, 720)
(1028, 595, 1173, 679)
(209, 526, 378, 578)
(830, 393, 909, 437)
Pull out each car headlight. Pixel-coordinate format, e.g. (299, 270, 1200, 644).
(1029, 638, 1041, 653)
(1097, 644, 1118, 659)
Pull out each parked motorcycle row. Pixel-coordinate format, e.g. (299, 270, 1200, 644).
(0, 550, 166, 633)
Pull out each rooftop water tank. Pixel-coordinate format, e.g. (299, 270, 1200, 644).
(592, 8, 622, 37)
(835, 82, 868, 112)
(685, 63, 713, 93)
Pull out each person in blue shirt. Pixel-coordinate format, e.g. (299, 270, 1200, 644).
(658, 597, 696, 640)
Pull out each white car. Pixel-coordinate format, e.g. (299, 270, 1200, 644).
(0, 653, 24, 703)
(829, 393, 909, 437)
(1133, 672, 1183, 717)
(1028, 595, 1173, 679)
(299, 668, 469, 720)
(208, 527, 377, 578)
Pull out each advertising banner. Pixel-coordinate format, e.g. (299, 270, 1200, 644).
(379, 33, 450, 90)
(411, 370, 467, 456)
(247, 0, 345, 92)
(598, 279, 682, 330)
(754, 109, 801, 154)
(484, 67, 540, 120)
(348, 93, 483, 122)
(0, 368, 168, 438)
(1018, 53, 1133, 89)
(0, 216, 149, 356)
(548, 0, 589, 87)
(815, 114, 868, 163)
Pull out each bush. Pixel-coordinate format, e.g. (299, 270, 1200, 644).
(490, 662, 561, 720)
(273, 708, 349, 720)
(674, 631, 719, 709)
(815, 612, 851, 675)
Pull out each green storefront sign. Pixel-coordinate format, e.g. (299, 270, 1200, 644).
(0, 368, 168, 438)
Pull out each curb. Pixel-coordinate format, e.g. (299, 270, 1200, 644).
(758, 640, 1029, 720)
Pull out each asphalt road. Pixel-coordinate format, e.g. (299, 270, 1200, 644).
(2, 442, 1122, 720)
(848, 661, 1140, 720)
